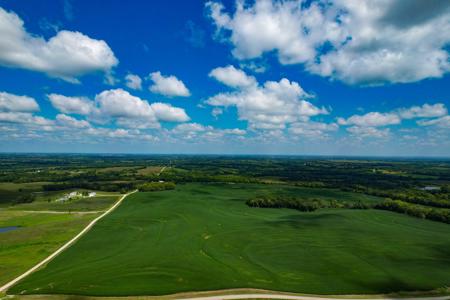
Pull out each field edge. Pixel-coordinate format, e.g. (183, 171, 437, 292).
(4, 287, 450, 300)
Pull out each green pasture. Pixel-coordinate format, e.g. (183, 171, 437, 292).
(0, 210, 98, 287)
(8, 194, 120, 212)
(9, 183, 450, 296)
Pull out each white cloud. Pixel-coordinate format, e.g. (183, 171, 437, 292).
(0, 112, 53, 126)
(125, 73, 142, 90)
(95, 89, 155, 119)
(289, 121, 338, 137)
(240, 61, 267, 73)
(212, 107, 223, 118)
(150, 102, 190, 122)
(338, 112, 401, 127)
(48, 93, 94, 115)
(417, 115, 450, 128)
(0, 7, 118, 83)
(172, 122, 246, 141)
(209, 65, 256, 88)
(339, 103, 448, 131)
(347, 126, 390, 138)
(206, 69, 328, 130)
(95, 88, 189, 128)
(0, 91, 39, 112)
(56, 114, 90, 128)
(222, 128, 246, 135)
(148, 71, 190, 97)
(46, 89, 191, 130)
(398, 103, 447, 119)
(173, 122, 207, 133)
(207, 0, 450, 85)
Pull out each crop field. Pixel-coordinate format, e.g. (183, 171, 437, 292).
(0, 210, 98, 287)
(136, 166, 165, 175)
(9, 183, 450, 296)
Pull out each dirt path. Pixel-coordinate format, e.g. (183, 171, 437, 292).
(179, 294, 450, 300)
(157, 166, 167, 176)
(0, 190, 137, 293)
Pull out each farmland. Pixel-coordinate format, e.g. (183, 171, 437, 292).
(9, 183, 450, 296)
(0, 210, 98, 287)
(1, 154, 450, 298)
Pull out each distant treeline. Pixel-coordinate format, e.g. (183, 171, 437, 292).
(12, 193, 36, 205)
(246, 195, 370, 212)
(346, 186, 450, 208)
(246, 195, 450, 224)
(374, 200, 450, 224)
(138, 182, 175, 192)
(154, 172, 259, 184)
(43, 182, 135, 193)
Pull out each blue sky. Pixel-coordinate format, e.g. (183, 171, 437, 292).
(0, 0, 449, 156)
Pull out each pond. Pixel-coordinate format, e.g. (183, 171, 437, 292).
(0, 226, 19, 233)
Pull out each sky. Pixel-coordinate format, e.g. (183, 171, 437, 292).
(0, 0, 449, 156)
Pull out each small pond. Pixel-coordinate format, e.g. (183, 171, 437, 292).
(0, 226, 19, 233)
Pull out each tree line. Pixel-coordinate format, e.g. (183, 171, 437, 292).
(246, 195, 450, 224)
(138, 182, 176, 192)
(246, 195, 371, 212)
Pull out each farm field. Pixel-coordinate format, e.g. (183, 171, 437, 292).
(0, 210, 99, 287)
(9, 183, 450, 296)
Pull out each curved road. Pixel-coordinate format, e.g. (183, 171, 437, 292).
(0, 190, 137, 293)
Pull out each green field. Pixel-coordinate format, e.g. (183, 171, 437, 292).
(0, 182, 50, 207)
(8, 195, 120, 212)
(9, 183, 450, 296)
(0, 210, 98, 287)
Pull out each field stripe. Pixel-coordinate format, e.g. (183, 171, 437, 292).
(0, 190, 137, 293)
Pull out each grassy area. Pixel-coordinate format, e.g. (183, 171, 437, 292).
(0, 182, 49, 206)
(137, 166, 165, 175)
(9, 183, 450, 296)
(95, 166, 138, 173)
(8, 195, 120, 212)
(0, 210, 99, 287)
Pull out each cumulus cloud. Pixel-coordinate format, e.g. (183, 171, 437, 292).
(398, 103, 447, 119)
(0, 7, 118, 83)
(148, 71, 190, 97)
(206, 0, 450, 85)
(46, 89, 191, 130)
(95, 89, 190, 128)
(95, 89, 155, 119)
(209, 65, 256, 88)
(347, 126, 390, 138)
(0, 112, 53, 126)
(417, 115, 450, 128)
(206, 67, 328, 130)
(289, 121, 338, 138)
(125, 73, 142, 90)
(150, 102, 190, 122)
(56, 114, 90, 128)
(172, 122, 246, 141)
(48, 94, 94, 115)
(173, 122, 207, 133)
(0, 91, 39, 112)
(339, 103, 448, 129)
(338, 112, 401, 127)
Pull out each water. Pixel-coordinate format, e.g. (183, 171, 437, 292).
(0, 226, 19, 233)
